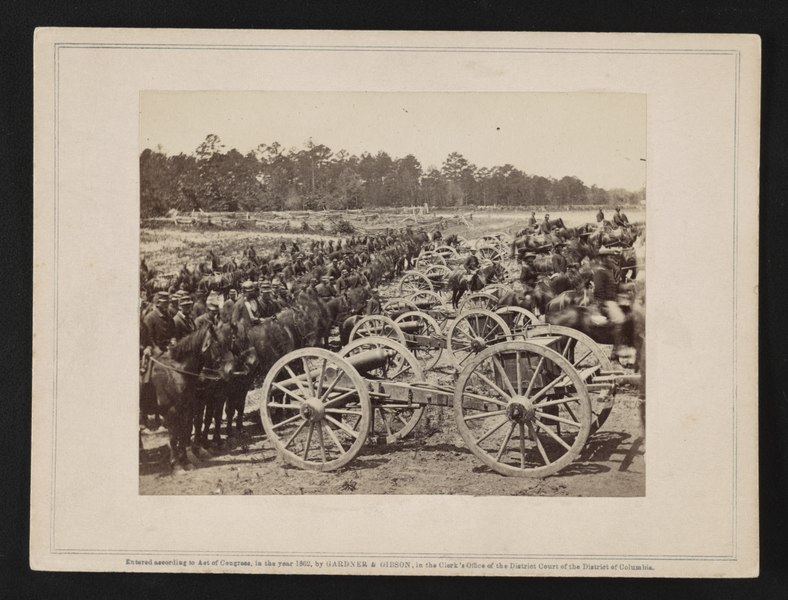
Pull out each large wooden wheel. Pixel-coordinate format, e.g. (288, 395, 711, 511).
(454, 341, 592, 477)
(260, 348, 371, 471)
(477, 245, 503, 263)
(424, 264, 452, 284)
(349, 315, 406, 346)
(398, 270, 434, 295)
(339, 336, 425, 442)
(407, 290, 445, 310)
(519, 323, 616, 432)
(415, 251, 446, 270)
(394, 311, 444, 371)
(496, 306, 540, 334)
(381, 298, 418, 319)
(434, 245, 460, 261)
(445, 309, 511, 369)
(482, 283, 511, 299)
(458, 291, 498, 312)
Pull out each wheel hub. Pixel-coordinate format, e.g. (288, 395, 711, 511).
(507, 396, 535, 423)
(471, 336, 487, 352)
(300, 397, 325, 423)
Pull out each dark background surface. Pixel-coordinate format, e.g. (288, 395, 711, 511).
(1, 1, 785, 597)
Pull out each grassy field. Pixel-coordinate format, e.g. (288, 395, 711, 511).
(140, 208, 646, 275)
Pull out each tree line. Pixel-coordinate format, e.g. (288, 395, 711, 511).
(140, 134, 645, 217)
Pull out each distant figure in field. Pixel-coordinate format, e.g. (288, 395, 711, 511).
(613, 206, 630, 228)
(596, 207, 605, 223)
(527, 211, 537, 228)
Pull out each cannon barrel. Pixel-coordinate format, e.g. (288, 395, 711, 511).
(396, 320, 422, 334)
(345, 348, 395, 374)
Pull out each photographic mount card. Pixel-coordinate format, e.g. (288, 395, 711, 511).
(32, 28, 759, 576)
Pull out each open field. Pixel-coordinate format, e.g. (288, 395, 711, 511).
(141, 208, 645, 274)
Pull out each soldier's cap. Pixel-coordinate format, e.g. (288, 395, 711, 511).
(155, 291, 171, 302)
(228, 288, 237, 295)
(321, 275, 331, 282)
(241, 280, 256, 291)
(206, 301, 220, 311)
(259, 282, 272, 291)
(341, 269, 349, 274)
(170, 291, 183, 301)
(524, 253, 537, 259)
(179, 297, 194, 307)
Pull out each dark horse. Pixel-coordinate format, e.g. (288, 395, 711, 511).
(150, 324, 227, 473)
(447, 262, 505, 309)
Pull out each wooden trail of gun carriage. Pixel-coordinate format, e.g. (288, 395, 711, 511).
(140, 211, 645, 479)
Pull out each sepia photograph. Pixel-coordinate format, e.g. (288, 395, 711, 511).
(31, 29, 758, 576)
(138, 91, 646, 496)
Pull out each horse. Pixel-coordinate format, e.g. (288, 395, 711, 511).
(149, 324, 227, 473)
(447, 262, 505, 309)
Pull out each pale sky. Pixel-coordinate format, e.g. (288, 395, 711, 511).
(140, 91, 646, 191)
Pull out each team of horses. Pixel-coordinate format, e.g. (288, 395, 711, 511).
(141, 216, 644, 474)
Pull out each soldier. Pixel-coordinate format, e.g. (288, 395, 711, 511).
(258, 281, 279, 318)
(551, 244, 568, 274)
(194, 300, 220, 328)
(539, 214, 552, 235)
(520, 253, 539, 288)
(233, 280, 262, 336)
(596, 207, 605, 223)
(613, 206, 630, 228)
(167, 291, 182, 320)
(143, 292, 175, 353)
(315, 276, 335, 299)
(327, 258, 341, 279)
(527, 211, 537, 228)
(336, 269, 350, 294)
(592, 255, 627, 362)
(172, 296, 196, 340)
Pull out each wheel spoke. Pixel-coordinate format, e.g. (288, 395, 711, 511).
(324, 389, 361, 407)
(317, 423, 327, 463)
(284, 364, 309, 394)
(528, 421, 551, 465)
(491, 356, 517, 397)
(302, 358, 315, 395)
(316, 358, 327, 397)
(266, 402, 302, 410)
(572, 349, 593, 368)
(323, 422, 346, 454)
(474, 416, 509, 445)
(535, 395, 580, 408)
(320, 371, 344, 402)
(462, 390, 510, 408)
(518, 422, 527, 468)
(524, 356, 545, 399)
(535, 420, 573, 451)
(283, 420, 307, 449)
(472, 369, 513, 402)
(515, 351, 522, 395)
(302, 422, 314, 460)
(528, 372, 571, 404)
(463, 409, 507, 422)
(269, 413, 303, 431)
(495, 422, 516, 461)
(325, 415, 360, 439)
(536, 411, 581, 428)
(271, 381, 307, 404)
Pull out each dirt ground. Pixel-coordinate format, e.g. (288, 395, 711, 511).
(139, 208, 645, 496)
(139, 388, 644, 497)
